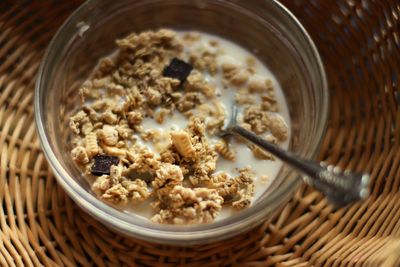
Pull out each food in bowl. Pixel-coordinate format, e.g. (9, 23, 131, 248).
(68, 29, 290, 224)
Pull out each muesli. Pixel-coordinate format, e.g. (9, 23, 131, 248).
(69, 29, 289, 224)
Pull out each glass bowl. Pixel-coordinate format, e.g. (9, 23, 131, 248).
(35, 0, 328, 245)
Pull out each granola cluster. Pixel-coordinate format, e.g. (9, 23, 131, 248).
(69, 29, 289, 224)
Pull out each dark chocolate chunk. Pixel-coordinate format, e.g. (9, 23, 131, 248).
(91, 155, 119, 176)
(163, 58, 193, 83)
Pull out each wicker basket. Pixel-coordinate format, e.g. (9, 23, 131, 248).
(0, 1, 399, 266)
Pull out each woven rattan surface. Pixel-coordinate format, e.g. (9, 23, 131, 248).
(1, 1, 400, 266)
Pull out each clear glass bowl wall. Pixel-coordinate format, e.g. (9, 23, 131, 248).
(35, 0, 328, 245)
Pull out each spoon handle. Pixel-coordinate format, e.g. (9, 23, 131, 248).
(231, 125, 369, 207)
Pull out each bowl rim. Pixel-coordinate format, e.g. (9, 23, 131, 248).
(34, 0, 329, 244)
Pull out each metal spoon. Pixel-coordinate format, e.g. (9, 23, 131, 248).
(221, 106, 370, 207)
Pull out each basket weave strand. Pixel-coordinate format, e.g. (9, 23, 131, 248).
(0, 0, 399, 266)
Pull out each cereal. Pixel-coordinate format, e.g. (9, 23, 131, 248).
(170, 131, 196, 158)
(205, 167, 254, 208)
(260, 175, 269, 184)
(69, 110, 89, 134)
(146, 88, 162, 106)
(152, 163, 184, 189)
(102, 184, 129, 203)
(251, 145, 275, 160)
(98, 125, 119, 146)
(268, 114, 289, 141)
(248, 134, 278, 160)
(126, 145, 161, 174)
(116, 119, 133, 139)
(69, 29, 290, 224)
(101, 110, 118, 124)
(92, 175, 113, 195)
(185, 71, 216, 98)
(85, 132, 99, 158)
(242, 105, 271, 134)
(222, 62, 238, 74)
(206, 172, 239, 200)
(92, 164, 150, 204)
(151, 185, 223, 224)
(189, 50, 218, 75)
(230, 69, 250, 86)
(261, 93, 278, 112)
(102, 145, 127, 157)
(235, 89, 257, 105)
(232, 167, 255, 209)
(127, 111, 143, 126)
(214, 140, 236, 161)
(125, 87, 144, 110)
(248, 77, 274, 93)
(222, 62, 250, 86)
(141, 129, 162, 143)
(71, 146, 89, 164)
(154, 108, 170, 124)
(122, 179, 150, 204)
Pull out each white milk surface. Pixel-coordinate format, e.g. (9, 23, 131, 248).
(120, 31, 291, 221)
